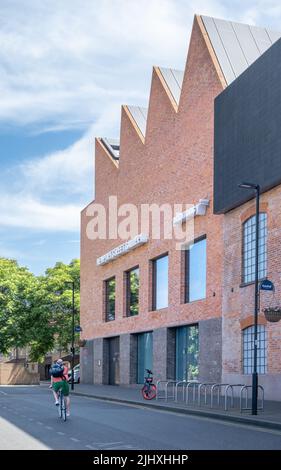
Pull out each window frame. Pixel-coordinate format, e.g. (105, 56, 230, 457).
(184, 235, 207, 303)
(151, 252, 169, 311)
(104, 276, 116, 322)
(242, 324, 267, 374)
(126, 265, 140, 317)
(241, 213, 267, 286)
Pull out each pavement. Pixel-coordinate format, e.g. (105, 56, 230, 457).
(1, 384, 281, 450)
(62, 382, 281, 431)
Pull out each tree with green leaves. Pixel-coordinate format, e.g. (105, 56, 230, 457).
(0, 258, 80, 363)
(28, 259, 80, 361)
(0, 258, 36, 356)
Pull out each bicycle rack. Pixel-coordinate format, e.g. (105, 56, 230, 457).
(186, 381, 200, 405)
(164, 381, 178, 401)
(175, 381, 188, 402)
(156, 380, 169, 400)
(198, 383, 216, 407)
(223, 384, 247, 411)
(157, 380, 263, 414)
(210, 383, 231, 408)
(240, 385, 264, 413)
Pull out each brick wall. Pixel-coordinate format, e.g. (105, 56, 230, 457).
(80, 16, 225, 383)
(0, 363, 39, 385)
(222, 185, 281, 398)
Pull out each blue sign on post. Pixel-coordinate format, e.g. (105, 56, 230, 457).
(260, 279, 275, 291)
(74, 325, 82, 332)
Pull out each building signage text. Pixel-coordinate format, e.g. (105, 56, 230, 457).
(97, 234, 149, 266)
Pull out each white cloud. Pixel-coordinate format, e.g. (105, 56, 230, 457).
(0, 0, 225, 128)
(21, 127, 93, 199)
(0, 104, 121, 232)
(32, 240, 46, 246)
(0, 244, 24, 259)
(20, 103, 120, 200)
(0, 0, 280, 129)
(1, 0, 281, 240)
(0, 194, 80, 231)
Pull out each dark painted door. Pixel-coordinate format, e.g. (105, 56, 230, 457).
(108, 336, 120, 385)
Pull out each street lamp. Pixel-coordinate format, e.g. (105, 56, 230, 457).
(238, 182, 260, 415)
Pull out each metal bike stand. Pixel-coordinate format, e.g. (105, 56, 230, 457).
(259, 385, 265, 411)
(165, 380, 178, 401)
(240, 385, 264, 413)
(175, 381, 188, 402)
(156, 380, 169, 400)
(185, 381, 200, 405)
(224, 384, 245, 411)
(210, 384, 230, 408)
(198, 383, 216, 407)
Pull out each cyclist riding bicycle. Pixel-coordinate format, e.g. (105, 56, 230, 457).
(49, 358, 70, 417)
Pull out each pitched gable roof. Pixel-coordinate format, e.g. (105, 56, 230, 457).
(158, 67, 184, 105)
(126, 106, 148, 138)
(201, 15, 281, 84)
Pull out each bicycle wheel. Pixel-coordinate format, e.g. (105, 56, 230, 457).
(142, 384, 157, 400)
(58, 391, 63, 418)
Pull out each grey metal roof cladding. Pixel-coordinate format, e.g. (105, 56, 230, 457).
(127, 106, 148, 137)
(101, 138, 120, 160)
(159, 67, 184, 104)
(201, 16, 281, 84)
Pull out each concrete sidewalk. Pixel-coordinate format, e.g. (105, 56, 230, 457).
(43, 382, 281, 431)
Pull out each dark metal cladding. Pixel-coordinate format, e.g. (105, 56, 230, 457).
(214, 37, 281, 214)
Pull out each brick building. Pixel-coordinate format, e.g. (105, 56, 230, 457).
(80, 15, 281, 387)
(214, 33, 281, 401)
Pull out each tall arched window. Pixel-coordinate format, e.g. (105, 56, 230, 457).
(242, 213, 267, 284)
(242, 325, 267, 374)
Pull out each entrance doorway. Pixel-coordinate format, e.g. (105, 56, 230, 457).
(137, 332, 153, 383)
(176, 325, 199, 381)
(108, 336, 120, 385)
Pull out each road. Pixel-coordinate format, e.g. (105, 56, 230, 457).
(0, 385, 281, 450)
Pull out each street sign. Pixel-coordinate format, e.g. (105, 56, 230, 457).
(74, 325, 82, 332)
(260, 279, 275, 291)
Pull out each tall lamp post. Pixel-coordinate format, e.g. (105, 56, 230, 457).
(66, 281, 75, 391)
(238, 182, 260, 415)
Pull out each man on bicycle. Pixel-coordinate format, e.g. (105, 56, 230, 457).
(50, 358, 70, 417)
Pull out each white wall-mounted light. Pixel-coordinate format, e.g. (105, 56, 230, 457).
(173, 199, 209, 225)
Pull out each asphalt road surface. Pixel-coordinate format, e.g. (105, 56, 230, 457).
(0, 385, 281, 450)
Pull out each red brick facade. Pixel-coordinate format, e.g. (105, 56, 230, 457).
(80, 16, 225, 384)
(222, 186, 281, 399)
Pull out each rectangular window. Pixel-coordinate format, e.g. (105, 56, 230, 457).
(105, 277, 115, 322)
(243, 325, 267, 374)
(242, 213, 267, 284)
(185, 237, 206, 303)
(152, 254, 168, 310)
(126, 267, 139, 316)
(137, 332, 153, 384)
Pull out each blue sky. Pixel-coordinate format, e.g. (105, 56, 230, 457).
(1, 0, 281, 274)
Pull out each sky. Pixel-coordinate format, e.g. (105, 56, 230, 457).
(1, 0, 281, 275)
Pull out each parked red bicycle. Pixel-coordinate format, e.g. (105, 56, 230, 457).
(141, 369, 157, 400)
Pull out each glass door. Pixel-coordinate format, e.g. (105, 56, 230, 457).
(137, 332, 153, 383)
(176, 325, 199, 381)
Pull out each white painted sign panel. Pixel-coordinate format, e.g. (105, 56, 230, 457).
(97, 234, 149, 266)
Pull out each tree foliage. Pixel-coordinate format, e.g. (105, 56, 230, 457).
(0, 257, 80, 362)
